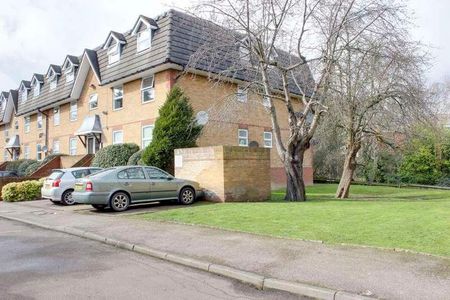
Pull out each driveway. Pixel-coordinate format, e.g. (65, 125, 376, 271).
(0, 218, 298, 300)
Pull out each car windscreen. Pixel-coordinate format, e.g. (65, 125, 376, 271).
(48, 170, 64, 180)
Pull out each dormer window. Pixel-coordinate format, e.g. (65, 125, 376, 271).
(108, 44, 121, 65)
(20, 85, 28, 102)
(65, 66, 74, 83)
(137, 29, 151, 52)
(50, 75, 58, 90)
(131, 15, 157, 53)
(34, 83, 40, 97)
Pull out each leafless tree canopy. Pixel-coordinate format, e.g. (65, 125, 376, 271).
(184, 0, 419, 201)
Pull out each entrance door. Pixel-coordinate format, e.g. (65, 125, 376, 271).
(87, 136, 100, 154)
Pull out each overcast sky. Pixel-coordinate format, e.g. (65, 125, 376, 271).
(1, 0, 449, 93)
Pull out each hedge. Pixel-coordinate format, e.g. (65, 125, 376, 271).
(17, 160, 37, 176)
(25, 162, 41, 176)
(92, 143, 140, 168)
(2, 180, 44, 202)
(127, 150, 144, 165)
(5, 159, 27, 172)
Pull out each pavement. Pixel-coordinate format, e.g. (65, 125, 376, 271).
(1, 200, 450, 300)
(0, 219, 299, 300)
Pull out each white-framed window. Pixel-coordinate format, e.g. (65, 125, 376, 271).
(66, 66, 74, 83)
(24, 116, 31, 133)
(70, 101, 78, 121)
(142, 125, 154, 148)
(237, 86, 248, 102)
(263, 131, 272, 148)
(263, 95, 271, 107)
(3, 150, 8, 162)
(137, 29, 151, 52)
(53, 140, 60, 154)
(24, 146, 30, 159)
(53, 106, 60, 126)
(20, 87, 27, 102)
(69, 138, 77, 155)
(50, 76, 58, 90)
(36, 144, 43, 161)
(14, 120, 19, 131)
(112, 130, 123, 144)
(4, 129, 8, 138)
(112, 86, 123, 110)
(238, 129, 249, 147)
(37, 112, 43, 130)
(108, 44, 121, 65)
(141, 76, 155, 103)
(33, 83, 40, 97)
(89, 94, 98, 110)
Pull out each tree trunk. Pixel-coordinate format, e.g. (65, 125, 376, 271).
(336, 144, 360, 199)
(285, 148, 306, 201)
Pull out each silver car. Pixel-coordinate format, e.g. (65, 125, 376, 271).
(72, 166, 202, 212)
(41, 167, 103, 205)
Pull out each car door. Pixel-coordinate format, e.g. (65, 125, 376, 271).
(144, 167, 178, 200)
(116, 167, 149, 202)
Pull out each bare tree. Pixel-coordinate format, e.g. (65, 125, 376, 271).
(186, 0, 408, 201)
(330, 21, 429, 198)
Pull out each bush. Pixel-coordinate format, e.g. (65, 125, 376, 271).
(17, 160, 37, 176)
(141, 87, 203, 173)
(5, 159, 27, 172)
(41, 154, 64, 165)
(2, 180, 43, 202)
(92, 143, 140, 168)
(127, 150, 144, 165)
(25, 162, 41, 176)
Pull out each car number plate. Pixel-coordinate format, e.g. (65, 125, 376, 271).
(74, 184, 83, 191)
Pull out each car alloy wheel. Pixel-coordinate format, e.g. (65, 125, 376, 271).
(61, 190, 75, 205)
(179, 187, 195, 205)
(110, 192, 130, 212)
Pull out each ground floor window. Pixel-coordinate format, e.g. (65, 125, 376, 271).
(142, 125, 154, 148)
(3, 150, 8, 161)
(24, 146, 30, 159)
(69, 138, 77, 155)
(36, 144, 43, 161)
(263, 131, 272, 148)
(53, 140, 60, 154)
(112, 130, 123, 144)
(238, 129, 248, 147)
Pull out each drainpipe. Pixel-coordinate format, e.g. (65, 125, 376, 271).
(38, 108, 49, 157)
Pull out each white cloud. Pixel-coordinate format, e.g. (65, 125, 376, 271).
(0, 0, 190, 92)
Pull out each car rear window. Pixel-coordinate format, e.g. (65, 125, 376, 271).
(72, 169, 91, 179)
(48, 171, 64, 180)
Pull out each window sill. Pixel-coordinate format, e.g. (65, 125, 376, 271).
(112, 107, 124, 112)
(142, 99, 155, 104)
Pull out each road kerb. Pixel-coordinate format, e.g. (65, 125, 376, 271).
(208, 264, 265, 289)
(0, 214, 376, 300)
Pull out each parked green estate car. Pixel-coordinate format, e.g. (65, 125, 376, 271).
(72, 166, 202, 212)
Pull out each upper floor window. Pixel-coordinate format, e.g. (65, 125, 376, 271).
(53, 107, 60, 126)
(112, 87, 123, 110)
(141, 76, 155, 103)
(137, 29, 151, 52)
(53, 140, 60, 154)
(70, 101, 78, 121)
(263, 95, 271, 107)
(89, 94, 98, 110)
(108, 44, 121, 65)
(14, 120, 19, 131)
(24, 116, 31, 133)
(33, 82, 40, 97)
(50, 76, 58, 90)
(4, 129, 8, 138)
(263, 131, 273, 148)
(237, 86, 248, 103)
(66, 67, 74, 83)
(238, 129, 249, 147)
(37, 112, 43, 130)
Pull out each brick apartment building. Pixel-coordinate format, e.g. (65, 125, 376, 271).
(0, 10, 313, 187)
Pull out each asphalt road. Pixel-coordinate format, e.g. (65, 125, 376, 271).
(0, 219, 300, 300)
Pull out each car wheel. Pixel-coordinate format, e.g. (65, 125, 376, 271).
(179, 187, 195, 205)
(92, 204, 106, 211)
(61, 190, 75, 205)
(110, 192, 130, 212)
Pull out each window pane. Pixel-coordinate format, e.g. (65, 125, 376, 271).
(89, 94, 98, 110)
(238, 129, 248, 138)
(113, 87, 123, 109)
(142, 125, 154, 148)
(113, 131, 123, 144)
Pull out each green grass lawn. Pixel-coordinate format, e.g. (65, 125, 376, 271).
(136, 184, 450, 257)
